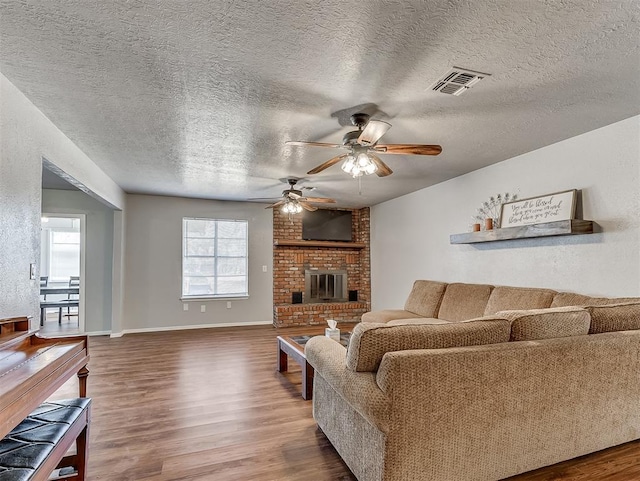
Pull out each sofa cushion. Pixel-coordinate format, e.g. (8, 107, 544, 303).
(403, 280, 448, 318)
(551, 292, 640, 308)
(386, 318, 452, 326)
(495, 307, 591, 341)
(437, 283, 494, 321)
(361, 309, 420, 324)
(586, 302, 640, 334)
(484, 286, 556, 316)
(345, 319, 511, 372)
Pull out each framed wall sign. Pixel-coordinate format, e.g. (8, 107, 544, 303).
(499, 189, 577, 228)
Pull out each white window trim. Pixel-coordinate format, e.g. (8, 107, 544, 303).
(179, 296, 250, 302)
(181, 217, 249, 299)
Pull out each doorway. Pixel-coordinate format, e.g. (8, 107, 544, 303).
(40, 214, 86, 334)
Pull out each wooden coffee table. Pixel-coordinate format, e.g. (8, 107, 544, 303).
(277, 335, 315, 400)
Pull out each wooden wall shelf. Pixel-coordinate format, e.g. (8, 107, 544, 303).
(274, 240, 366, 249)
(450, 220, 595, 245)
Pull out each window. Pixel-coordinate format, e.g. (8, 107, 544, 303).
(182, 218, 248, 298)
(49, 231, 80, 282)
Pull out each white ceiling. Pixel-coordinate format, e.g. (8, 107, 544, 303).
(2, 1, 639, 208)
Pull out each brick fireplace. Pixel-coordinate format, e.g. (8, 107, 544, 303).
(272, 208, 370, 327)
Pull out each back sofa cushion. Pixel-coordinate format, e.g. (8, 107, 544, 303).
(404, 280, 447, 317)
(345, 319, 511, 372)
(437, 283, 494, 321)
(484, 286, 556, 316)
(586, 302, 640, 334)
(551, 292, 640, 308)
(403, 280, 448, 318)
(495, 306, 591, 341)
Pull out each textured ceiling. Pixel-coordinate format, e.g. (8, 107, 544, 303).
(2, 1, 639, 207)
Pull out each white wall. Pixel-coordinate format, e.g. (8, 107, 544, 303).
(0, 74, 126, 329)
(42, 189, 114, 333)
(122, 194, 273, 332)
(371, 116, 640, 309)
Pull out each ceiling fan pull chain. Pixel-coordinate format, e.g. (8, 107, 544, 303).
(358, 176, 362, 195)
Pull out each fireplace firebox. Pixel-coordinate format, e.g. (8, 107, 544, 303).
(304, 269, 348, 303)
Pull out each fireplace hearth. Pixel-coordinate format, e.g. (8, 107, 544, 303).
(305, 269, 348, 303)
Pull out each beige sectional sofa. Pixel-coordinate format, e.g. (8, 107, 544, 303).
(304, 280, 640, 481)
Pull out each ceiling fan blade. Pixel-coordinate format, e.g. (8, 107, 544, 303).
(265, 200, 285, 209)
(368, 154, 393, 177)
(307, 153, 349, 175)
(357, 120, 391, 146)
(286, 141, 346, 149)
(374, 144, 442, 155)
(288, 192, 302, 199)
(300, 197, 336, 203)
(298, 201, 318, 212)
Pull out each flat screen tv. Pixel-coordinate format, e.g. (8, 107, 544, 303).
(302, 209, 352, 242)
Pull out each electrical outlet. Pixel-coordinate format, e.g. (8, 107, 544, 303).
(200, 305, 206, 313)
(226, 301, 232, 309)
(183, 304, 189, 311)
(262, 265, 267, 272)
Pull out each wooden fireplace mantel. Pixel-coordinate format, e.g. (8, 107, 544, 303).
(273, 240, 366, 249)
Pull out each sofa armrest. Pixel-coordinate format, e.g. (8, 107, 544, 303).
(305, 336, 390, 432)
(305, 335, 348, 370)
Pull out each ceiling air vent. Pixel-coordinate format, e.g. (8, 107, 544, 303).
(431, 67, 491, 96)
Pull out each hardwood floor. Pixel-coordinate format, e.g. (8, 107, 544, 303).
(51, 325, 640, 481)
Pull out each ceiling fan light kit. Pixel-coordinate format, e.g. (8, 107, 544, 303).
(251, 178, 335, 215)
(281, 199, 303, 214)
(341, 152, 378, 177)
(286, 112, 441, 178)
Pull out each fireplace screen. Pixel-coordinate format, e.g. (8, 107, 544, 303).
(305, 269, 348, 303)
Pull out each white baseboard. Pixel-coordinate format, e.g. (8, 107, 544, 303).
(85, 330, 112, 337)
(110, 320, 273, 337)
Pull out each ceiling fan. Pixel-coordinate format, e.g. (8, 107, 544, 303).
(286, 113, 442, 178)
(253, 178, 336, 214)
